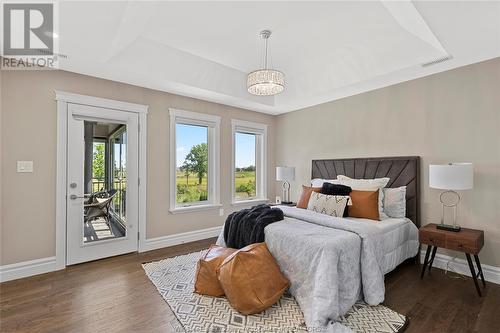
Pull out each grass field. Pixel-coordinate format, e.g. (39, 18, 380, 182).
(175, 170, 256, 203)
(234, 171, 256, 199)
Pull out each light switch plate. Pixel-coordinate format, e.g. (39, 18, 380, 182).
(17, 161, 33, 173)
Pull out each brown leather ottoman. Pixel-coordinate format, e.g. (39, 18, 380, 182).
(217, 243, 290, 315)
(194, 245, 236, 297)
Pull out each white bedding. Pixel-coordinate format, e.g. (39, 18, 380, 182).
(216, 214, 419, 275)
(343, 217, 419, 274)
(215, 210, 419, 331)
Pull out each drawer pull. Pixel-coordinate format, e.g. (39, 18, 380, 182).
(458, 244, 463, 248)
(429, 238, 434, 242)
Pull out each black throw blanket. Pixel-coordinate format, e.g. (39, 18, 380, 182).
(223, 204, 284, 249)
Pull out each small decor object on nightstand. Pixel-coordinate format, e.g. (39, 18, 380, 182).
(275, 196, 281, 205)
(276, 166, 295, 204)
(429, 163, 473, 232)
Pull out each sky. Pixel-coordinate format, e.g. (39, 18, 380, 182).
(176, 124, 255, 168)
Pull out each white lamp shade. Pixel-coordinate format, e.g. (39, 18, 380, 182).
(429, 163, 473, 190)
(276, 166, 295, 181)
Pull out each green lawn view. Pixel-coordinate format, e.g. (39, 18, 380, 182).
(175, 170, 256, 203)
(234, 170, 256, 199)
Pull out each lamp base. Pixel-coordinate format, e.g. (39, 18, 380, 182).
(436, 224, 461, 232)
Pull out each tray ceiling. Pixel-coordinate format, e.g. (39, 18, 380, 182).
(53, 1, 500, 114)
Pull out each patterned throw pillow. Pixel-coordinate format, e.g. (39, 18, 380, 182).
(307, 192, 349, 217)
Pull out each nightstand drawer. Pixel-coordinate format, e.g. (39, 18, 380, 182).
(446, 238, 479, 254)
(419, 231, 445, 247)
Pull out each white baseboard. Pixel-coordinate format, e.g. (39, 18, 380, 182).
(0, 256, 57, 283)
(420, 250, 500, 285)
(140, 226, 222, 253)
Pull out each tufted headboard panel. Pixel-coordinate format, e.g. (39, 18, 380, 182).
(311, 156, 420, 227)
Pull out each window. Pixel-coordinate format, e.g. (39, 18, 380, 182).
(232, 119, 267, 204)
(91, 139, 106, 193)
(175, 124, 208, 204)
(169, 109, 220, 213)
(109, 126, 127, 222)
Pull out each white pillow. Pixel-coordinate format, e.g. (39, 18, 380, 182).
(336, 175, 390, 219)
(336, 175, 390, 189)
(383, 186, 406, 218)
(307, 192, 349, 217)
(311, 178, 340, 187)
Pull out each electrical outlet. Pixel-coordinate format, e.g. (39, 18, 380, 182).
(219, 208, 224, 216)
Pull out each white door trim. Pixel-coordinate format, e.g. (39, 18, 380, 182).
(55, 91, 148, 270)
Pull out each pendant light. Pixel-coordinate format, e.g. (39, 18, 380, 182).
(247, 30, 285, 96)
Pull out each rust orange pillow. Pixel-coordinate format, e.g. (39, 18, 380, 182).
(297, 185, 322, 209)
(348, 190, 380, 221)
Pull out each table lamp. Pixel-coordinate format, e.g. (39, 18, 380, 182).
(429, 163, 473, 232)
(276, 166, 295, 204)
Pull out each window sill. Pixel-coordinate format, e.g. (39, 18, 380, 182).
(231, 198, 269, 207)
(169, 203, 222, 215)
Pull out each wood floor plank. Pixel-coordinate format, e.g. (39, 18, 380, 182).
(1, 238, 499, 333)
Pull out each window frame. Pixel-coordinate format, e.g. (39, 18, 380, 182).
(169, 108, 221, 214)
(231, 119, 268, 205)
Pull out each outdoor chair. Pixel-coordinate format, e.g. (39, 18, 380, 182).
(84, 189, 118, 223)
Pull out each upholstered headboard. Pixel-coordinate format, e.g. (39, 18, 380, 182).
(311, 156, 420, 227)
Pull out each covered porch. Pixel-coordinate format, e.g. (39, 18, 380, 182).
(83, 121, 128, 243)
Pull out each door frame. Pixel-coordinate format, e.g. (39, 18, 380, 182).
(55, 91, 148, 270)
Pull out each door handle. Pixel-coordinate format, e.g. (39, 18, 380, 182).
(69, 194, 85, 200)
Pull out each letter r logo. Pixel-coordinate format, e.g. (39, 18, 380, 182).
(3, 3, 53, 55)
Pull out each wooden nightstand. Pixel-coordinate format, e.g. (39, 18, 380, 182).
(419, 223, 485, 296)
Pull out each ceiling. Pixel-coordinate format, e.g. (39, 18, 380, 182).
(54, 1, 500, 115)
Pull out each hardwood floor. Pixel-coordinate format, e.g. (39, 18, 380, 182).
(384, 260, 500, 333)
(1, 239, 499, 333)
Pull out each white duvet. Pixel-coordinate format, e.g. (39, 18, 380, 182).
(217, 206, 419, 332)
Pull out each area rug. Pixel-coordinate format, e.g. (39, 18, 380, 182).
(143, 251, 408, 333)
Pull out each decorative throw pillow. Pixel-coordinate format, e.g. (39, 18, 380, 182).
(297, 185, 322, 209)
(217, 243, 290, 315)
(336, 175, 390, 219)
(336, 175, 390, 189)
(320, 183, 352, 216)
(306, 192, 349, 217)
(311, 178, 340, 187)
(348, 190, 380, 220)
(320, 183, 352, 196)
(194, 245, 236, 297)
(383, 186, 407, 218)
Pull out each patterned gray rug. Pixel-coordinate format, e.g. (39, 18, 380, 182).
(143, 251, 408, 333)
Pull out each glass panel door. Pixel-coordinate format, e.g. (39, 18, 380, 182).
(66, 103, 138, 265)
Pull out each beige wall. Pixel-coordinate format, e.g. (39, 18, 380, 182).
(0, 68, 3, 264)
(0, 70, 275, 265)
(2, 58, 499, 268)
(275, 58, 500, 267)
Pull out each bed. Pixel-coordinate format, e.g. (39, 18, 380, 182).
(217, 156, 420, 332)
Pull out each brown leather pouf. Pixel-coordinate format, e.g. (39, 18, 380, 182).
(217, 243, 290, 315)
(194, 245, 236, 297)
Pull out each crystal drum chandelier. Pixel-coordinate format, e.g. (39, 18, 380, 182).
(247, 30, 285, 96)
